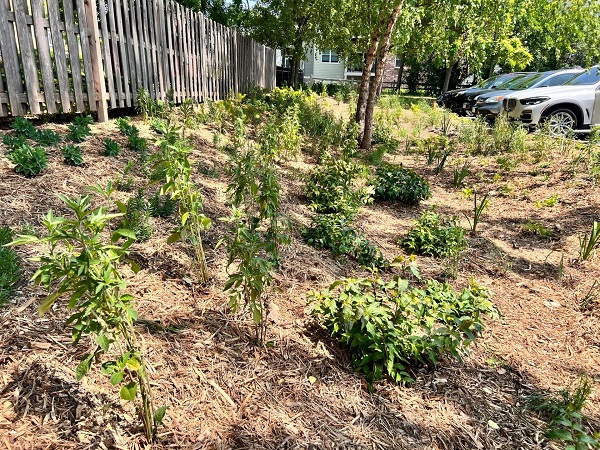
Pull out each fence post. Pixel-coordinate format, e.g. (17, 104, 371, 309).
(84, 0, 109, 122)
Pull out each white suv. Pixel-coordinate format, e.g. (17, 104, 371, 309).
(503, 66, 600, 135)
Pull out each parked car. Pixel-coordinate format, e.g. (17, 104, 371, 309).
(436, 73, 530, 115)
(474, 69, 584, 121)
(503, 66, 600, 135)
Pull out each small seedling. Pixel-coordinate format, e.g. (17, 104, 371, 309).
(464, 192, 489, 235)
(61, 145, 84, 166)
(103, 138, 121, 157)
(116, 117, 138, 137)
(579, 221, 599, 260)
(453, 163, 470, 188)
(521, 220, 553, 238)
(535, 195, 559, 208)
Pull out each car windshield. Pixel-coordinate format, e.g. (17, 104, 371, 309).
(476, 74, 514, 89)
(567, 67, 600, 85)
(497, 74, 538, 90)
(513, 73, 550, 89)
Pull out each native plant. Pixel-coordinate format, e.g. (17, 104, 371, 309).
(310, 272, 497, 383)
(120, 190, 153, 242)
(453, 162, 470, 188)
(136, 87, 152, 121)
(9, 194, 166, 442)
(61, 145, 84, 166)
(148, 191, 177, 218)
(2, 134, 27, 150)
(116, 117, 138, 137)
(7, 144, 48, 177)
(11, 117, 37, 139)
(401, 210, 466, 258)
(527, 376, 599, 449)
(0, 226, 21, 306)
(33, 129, 61, 147)
(372, 164, 431, 205)
(67, 116, 93, 143)
(579, 221, 599, 261)
(521, 220, 553, 238)
(465, 192, 490, 235)
(154, 124, 211, 283)
(103, 138, 121, 157)
(128, 134, 148, 153)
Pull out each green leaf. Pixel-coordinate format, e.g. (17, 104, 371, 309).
(487, 420, 499, 430)
(125, 356, 141, 371)
(181, 212, 189, 226)
(96, 334, 110, 352)
(39, 291, 61, 316)
(110, 371, 124, 385)
(127, 258, 141, 274)
(546, 429, 574, 441)
(167, 232, 181, 244)
(113, 229, 137, 240)
(115, 200, 128, 214)
(75, 354, 93, 381)
(119, 381, 137, 401)
(154, 405, 168, 426)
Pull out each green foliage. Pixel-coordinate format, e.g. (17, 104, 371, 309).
(114, 161, 135, 192)
(102, 138, 121, 157)
(465, 192, 490, 235)
(302, 214, 389, 270)
(67, 124, 91, 143)
(453, 162, 470, 188)
(120, 191, 152, 242)
(259, 105, 301, 160)
(372, 164, 431, 205)
(9, 194, 164, 442)
(11, 117, 37, 139)
(535, 194, 560, 208)
(7, 144, 48, 177)
(136, 87, 152, 120)
(401, 210, 466, 258)
(310, 274, 497, 383)
(521, 220, 553, 238)
(2, 134, 27, 150)
(527, 376, 599, 449)
(33, 129, 61, 147)
(579, 221, 599, 261)
(148, 191, 178, 218)
(305, 154, 372, 218)
(61, 145, 84, 166)
(116, 117, 138, 137)
(490, 115, 527, 155)
(128, 134, 148, 153)
(0, 226, 21, 306)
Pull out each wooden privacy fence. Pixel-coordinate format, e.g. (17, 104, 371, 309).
(0, 0, 276, 119)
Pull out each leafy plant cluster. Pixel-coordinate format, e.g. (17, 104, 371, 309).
(61, 145, 84, 166)
(372, 164, 431, 205)
(6, 143, 48, 177)
(310, 273, 497, 383)
(119, 190, 153, 242)
(0, 226, 21, 306)
(67, 115, 94, 143)
(401, 210, 466, 258)
(9, 117, 61, 147)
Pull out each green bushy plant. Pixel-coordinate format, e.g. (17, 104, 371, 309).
(33, 129, 61, 147)
(148, 191, 177, 218)
(401, 210, 466, 258)
(103, 138, 121, 157)
(2, 134, 27, 151)
(128, 134, 148, 153)
(67, 123, 92, 143)
(7, 144, 48, 177)
(372, 164, 431, 205)
(302, 214, 389, 269)
(116, 117, 138, 137)
(9, 194, 165, 442)
(11, 117, 37, 139)
(61, 145, 84, 166)
(579, 221, 599, 261)
(310, 274, 497, 383)
(120, 190, 152, 242)
(305, 154, 372, 218)
(0, 226, 21, 306)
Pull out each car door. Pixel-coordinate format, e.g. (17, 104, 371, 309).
(593, 85, 600, 126)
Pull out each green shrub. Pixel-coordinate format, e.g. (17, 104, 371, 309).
(302, 214, 389, 269)
(102, 138, 121, 157)
(148, 191, 177, 218)
(373, 165, 431, 205)
(11, 117, 37, 138)
(305, 155, 372, 218)
(128, 134, 148, 153)
(121, 191, 152, 242)
(116, 117, 138, 137)
(61, 145, 84, 166)
(67, 124, 91, 143)
(2, 134, 27, 151)
(7, 144, 48, 177)
(33, 129, 61, 147)
(0, 226, 21, 306)
(401, 210, 466, 258)
(310, 275, 497, 383)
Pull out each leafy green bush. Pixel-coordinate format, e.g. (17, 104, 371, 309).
(2, 134, 27, 151)
(120, 191, 152, 242)
(67, 124, 91, 143)
(11, 117, 37, 139)
(401, 210, 466, 258)
(302, 214, 389, 269)
(148, 191, 177, 218)
(61, 145, 84, 166)
(305, 155, 372, 218)
(7, 144, 48, 177)
(373, 164, 431, 205)
(33, 129, 61, 147)
(128, 134, 148, 153)
(102, 138, 121, 157)
(310, 275, 497, 383)
(0, 226, 21, 306)
(116, 117, 138, 137)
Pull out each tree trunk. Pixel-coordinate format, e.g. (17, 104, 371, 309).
(354, 33, 380, 138)
(360, 1, 404, 150)
(488, 57, 495, 78)
(442, 62, 454, 94)
(290, 54, 301, 88)
(395, 52, 405, 92)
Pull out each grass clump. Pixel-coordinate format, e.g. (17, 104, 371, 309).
(310, 274, 497, 383)
(401, 210, 466, 258)
(372, 164, 431, 205)
(0, 226, 21, 306)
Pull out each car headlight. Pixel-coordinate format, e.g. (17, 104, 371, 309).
(484, 95, 503, 103)
(519, 97, 550, 106)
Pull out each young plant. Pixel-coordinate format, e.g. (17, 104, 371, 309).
(452, 162, 470, 188)
(9, 195, 165, 442)
(2, 133, 27, 151)
(136, 87, 152, 121)
(67, 116, 94, 143)
(114, 161, 135, 192)
(401, 210, 466, 258)
(148, 191, 177, 218)
(7, 144, 48, 177)
(535, 194, 560, 208)
(310, 273, 497, 383)
(521, 220, 553, 238)
(465, 192, 490, 235)
(579, 221, 600, 261)
(373, 164, 431, 205)
(61, 144, 84, 166)
(116, 117, 138, 137)
(128, 134, 148, 153)
(103, 138, 121, 157)
(120, 190, 153, 242)
(33, 129, 61, 147)
(0, 226, 21, 306)
(11, 116, 37, 139)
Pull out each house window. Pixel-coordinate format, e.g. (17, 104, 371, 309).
(321, 50, 339, 63)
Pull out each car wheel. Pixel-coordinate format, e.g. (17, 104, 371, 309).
(544, 108, 578, 136)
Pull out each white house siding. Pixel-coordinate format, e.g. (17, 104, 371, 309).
(303, 47, 345, 81)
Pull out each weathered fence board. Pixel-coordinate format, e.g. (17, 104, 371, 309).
(0, 0, 276, 117)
